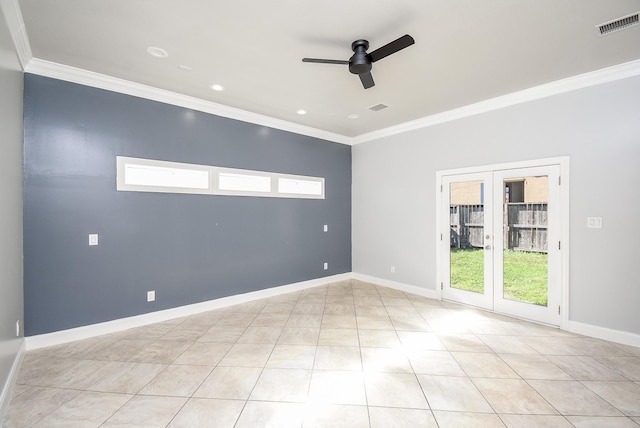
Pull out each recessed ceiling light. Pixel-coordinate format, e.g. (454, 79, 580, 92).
(347, 113, 359, 119)
(210, 84, 224, 91)
(297, 109, 307, 115)
(146, 46, 168, 58)
(178, 64, 193, 71)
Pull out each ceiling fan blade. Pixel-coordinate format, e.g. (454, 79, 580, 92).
(359, 72, 375, 89)
(302, 58, 349, 65)
(369, 34, 415, 62)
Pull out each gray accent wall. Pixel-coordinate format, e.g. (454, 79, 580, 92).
(0, 5, 24, 410)
(353, 75, 640, 336)
(24, 74, 351, 336)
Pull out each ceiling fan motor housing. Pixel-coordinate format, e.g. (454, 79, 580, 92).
(349, 39, 372, 75)
(301, 34, 414, 88)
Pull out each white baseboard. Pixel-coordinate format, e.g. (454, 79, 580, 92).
(352, 272, 440, 300)
(23, 272, 640, 352)
(353, 273, 640, 350)
(0, 339, 25, 423)
(565, 319, 640, 349)
(26, 273, 351, 350)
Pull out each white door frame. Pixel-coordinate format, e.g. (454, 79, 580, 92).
(436, 157, 570, 328)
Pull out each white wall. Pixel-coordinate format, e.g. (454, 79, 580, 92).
(0, 2, 24, 415)
(353, 75, 640, 336)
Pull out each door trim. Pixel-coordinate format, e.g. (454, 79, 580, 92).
(436, 157, 570, 328)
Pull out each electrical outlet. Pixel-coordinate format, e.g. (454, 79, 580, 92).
(323, 262, 328, 270)
(390, 266, 396, 273)
(323, 224, 328, 232)
(147, 290, 156, 302)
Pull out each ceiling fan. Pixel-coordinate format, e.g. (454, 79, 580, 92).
(302, 34, 415, 89)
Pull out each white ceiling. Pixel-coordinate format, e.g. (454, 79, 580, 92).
(17, 0, 640, 139)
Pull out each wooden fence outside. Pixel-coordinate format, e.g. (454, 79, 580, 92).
(450, 203, 548, 252)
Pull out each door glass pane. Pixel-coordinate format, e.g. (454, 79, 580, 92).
(450, 180, 485, 293)
(502, 176, 548, 306)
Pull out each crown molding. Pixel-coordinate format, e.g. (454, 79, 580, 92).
(21, 55, 640, 147)
(0, 0, 33, 69)
(24, 58, 353, 146)
(352, 58, 640, 144)
(5, 0, 639, 146)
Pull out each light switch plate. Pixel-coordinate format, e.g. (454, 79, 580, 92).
(147, 290, 156, 302)
(587, 217, 603, 229)
(89, 234, 99, 246)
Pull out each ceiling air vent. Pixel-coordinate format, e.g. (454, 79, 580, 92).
(597, 12, 639, 35)
(369, 103, 388, 112)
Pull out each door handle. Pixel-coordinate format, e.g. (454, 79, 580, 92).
(485, 245, 492, 250)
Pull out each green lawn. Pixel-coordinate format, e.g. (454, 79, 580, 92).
(450, 248, 548, 306)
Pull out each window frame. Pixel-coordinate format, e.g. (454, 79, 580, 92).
(116, 156, 325, 200)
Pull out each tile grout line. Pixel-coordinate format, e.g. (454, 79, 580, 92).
(403, 289, 441, 425)
(6, 279, 640, 427)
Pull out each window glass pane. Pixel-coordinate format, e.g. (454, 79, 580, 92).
(449, 180, 485, 294)
(219, 172, 271, 193)
(278, 178, 323, 195)
(118, 156, 324, 199)
(502, 175, 549, 306)
(124, 164, 209, 189)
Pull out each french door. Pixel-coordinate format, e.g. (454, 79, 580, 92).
(440, 164, 562, 326)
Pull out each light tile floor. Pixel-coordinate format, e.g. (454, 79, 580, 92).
(4, 280, 640, 427)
